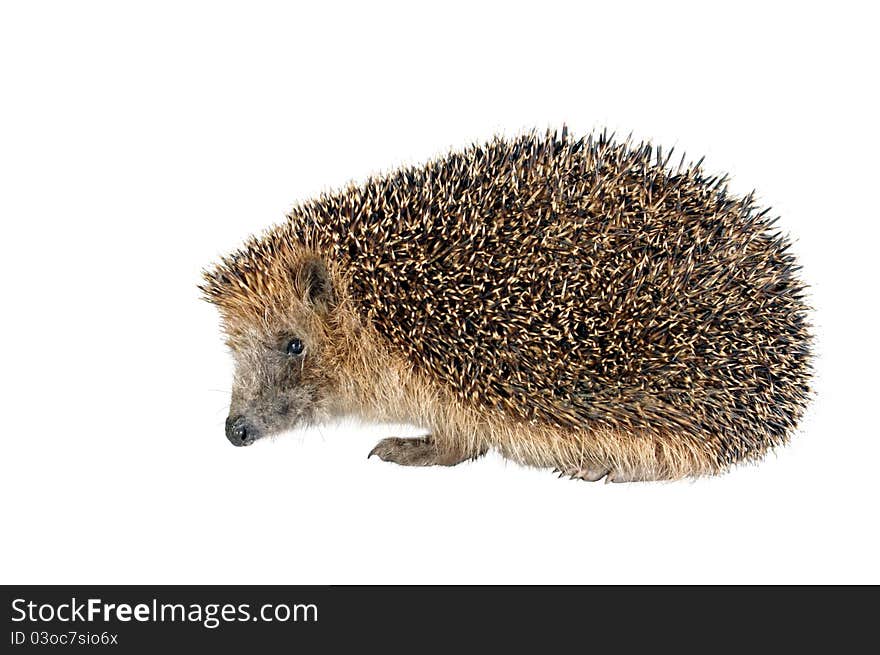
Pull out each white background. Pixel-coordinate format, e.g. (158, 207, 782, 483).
(1, 1, 877, 584)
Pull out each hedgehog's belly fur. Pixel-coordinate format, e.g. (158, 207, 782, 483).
(347, 337, 732, 480)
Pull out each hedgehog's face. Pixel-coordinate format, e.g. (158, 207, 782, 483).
(209, 255, 344, 447)
(224, 324, 335, 446)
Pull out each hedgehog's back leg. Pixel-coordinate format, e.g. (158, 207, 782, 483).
(556, 431, 722, 482)
(501, 424, 722, 482)
(368, 436, 488, 467)
(557, 463, 669, 483)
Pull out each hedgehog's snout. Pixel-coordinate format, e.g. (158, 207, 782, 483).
(225, 415, 257, 447)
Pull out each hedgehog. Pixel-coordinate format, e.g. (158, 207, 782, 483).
(201, 128, 812, 482)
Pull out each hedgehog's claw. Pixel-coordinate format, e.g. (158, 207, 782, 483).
(557, 465, 610, 482)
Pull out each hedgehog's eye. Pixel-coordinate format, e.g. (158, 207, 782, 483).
(286, 338, 305, 357)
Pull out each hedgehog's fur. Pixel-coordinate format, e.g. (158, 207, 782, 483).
(202, 128, 812, 481)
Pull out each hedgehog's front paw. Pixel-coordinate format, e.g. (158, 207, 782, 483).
(368, 437, 484, 467)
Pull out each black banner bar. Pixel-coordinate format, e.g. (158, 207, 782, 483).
(1, 585, 874, 651)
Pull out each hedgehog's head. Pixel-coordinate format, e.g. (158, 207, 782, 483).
(202, 235, 347, 447)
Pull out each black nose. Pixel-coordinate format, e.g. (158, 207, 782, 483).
(225, 415, 256, 447)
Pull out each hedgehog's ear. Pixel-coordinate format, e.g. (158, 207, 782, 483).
(301, 256, 335, 310)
